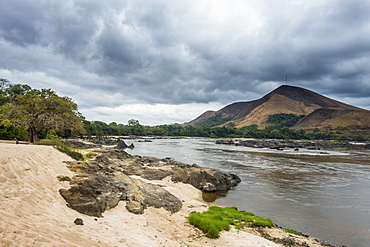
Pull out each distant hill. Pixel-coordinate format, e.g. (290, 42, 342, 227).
(184, 85, 370, 131)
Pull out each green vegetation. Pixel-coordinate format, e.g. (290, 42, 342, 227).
(81, 118, 370, 141)
(267, 113, 305, 128)
(0, 79, 85, 142)
(197, 112, 234, 127)
(187, 206, 274, 238)
(284, 228, 302, 236)
(35, 139, 84, 161)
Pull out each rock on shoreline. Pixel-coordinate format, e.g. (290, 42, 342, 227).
(60, 149, 241, 217)
(216, 139, 370, 150)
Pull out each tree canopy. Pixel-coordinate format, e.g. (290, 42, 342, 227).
(196, 112, 234, 127)
(1, 80, 85, 142)
(267, 113, 305, 128)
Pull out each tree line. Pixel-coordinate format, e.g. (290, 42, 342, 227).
(1, 79, 368, 142)
(83, 119, 369, 141)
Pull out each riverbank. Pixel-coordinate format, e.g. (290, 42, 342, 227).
(0, 143, 334, 246)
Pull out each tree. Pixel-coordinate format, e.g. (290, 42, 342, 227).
(128, 119, 145, 135)
(1, 88, 85, 142)
(267, 113, 305, 128)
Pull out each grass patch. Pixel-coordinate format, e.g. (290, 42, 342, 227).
(35, 139, 84, 161)
(188, 206, 274, 238)
(284, 228, 302, 235)
(86, 151, 98, 157)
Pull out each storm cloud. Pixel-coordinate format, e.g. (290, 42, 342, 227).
(1, 0, 370, 125)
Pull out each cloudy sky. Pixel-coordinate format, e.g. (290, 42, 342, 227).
(1, 0, 370, 125)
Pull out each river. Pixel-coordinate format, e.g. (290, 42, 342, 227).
(125, 138, 370, 247)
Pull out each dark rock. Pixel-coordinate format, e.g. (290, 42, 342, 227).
(60, 186, 105, 217)
(171, 168, 241, 192)
(74, 218, 84, 225)
(138, 139, 153, 142)
(116, 140, 128, 149)
(97, 149, 241, 192)
(133, 178, 182, 213)
(57, 175, 71, 181)
(97, 149, 133, 160)
(60, 148, 239, 217)
(115, 140, 134, 149)
(216, 139, 370, 151)
(60, 157, 183, 216)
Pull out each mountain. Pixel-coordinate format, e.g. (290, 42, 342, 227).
(184, 85, 370, 130)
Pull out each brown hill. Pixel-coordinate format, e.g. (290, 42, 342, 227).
(185, 85, 370, 130)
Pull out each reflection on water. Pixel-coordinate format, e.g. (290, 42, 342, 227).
(202, 190, 229, 203)
(126, 138, 370, 247)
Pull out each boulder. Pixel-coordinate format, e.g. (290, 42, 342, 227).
(60, 160, 182, 217)
(116, 140, 128, 149)
(171, 168, 241, 192)
(59, 185, 120, 217)
(74, 218, 84, 225)
(133, 178, 182, 213)
(125, 201, 145, 214)
(60, 148, 240, 217)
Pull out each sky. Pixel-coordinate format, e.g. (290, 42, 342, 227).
(1, 0, 370, 126)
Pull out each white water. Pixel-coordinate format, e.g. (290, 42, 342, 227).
(126, 138, 370, 247)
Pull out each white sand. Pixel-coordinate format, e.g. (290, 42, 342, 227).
(0, 143, 280, 247)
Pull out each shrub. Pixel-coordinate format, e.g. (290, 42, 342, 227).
(188, 206, 274, 238)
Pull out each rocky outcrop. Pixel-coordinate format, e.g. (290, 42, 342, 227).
(216, 139, 370, 150)
(132, 178, 182, 213)
(171, 168, 241, 192)
(95, 150, 241, 192)
(60, 162, 182, 216)
(59, 149, 240, 217)
(116, 140, 135, 149)
(116, 140, 129, 149)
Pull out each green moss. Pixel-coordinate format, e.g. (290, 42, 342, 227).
(284, 228, 302, 235)
(86, 151, 98, 157)
(187, 206, 274, 238)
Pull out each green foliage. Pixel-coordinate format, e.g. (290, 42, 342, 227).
(284, 228, 302, 235)
(267, 113, 305, 128)
(1, 82, 85, 142)
(35, 139, 84, 161)
(46, 130, 61, 140)
(82, 119, 369, 141)
(196, 113, 234, 127)
(188, 206, 274, 238)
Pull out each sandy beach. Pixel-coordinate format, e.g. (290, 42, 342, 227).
(0, 143, 284, 247)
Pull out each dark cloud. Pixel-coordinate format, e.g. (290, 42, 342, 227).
(1, 0, 370, 124)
